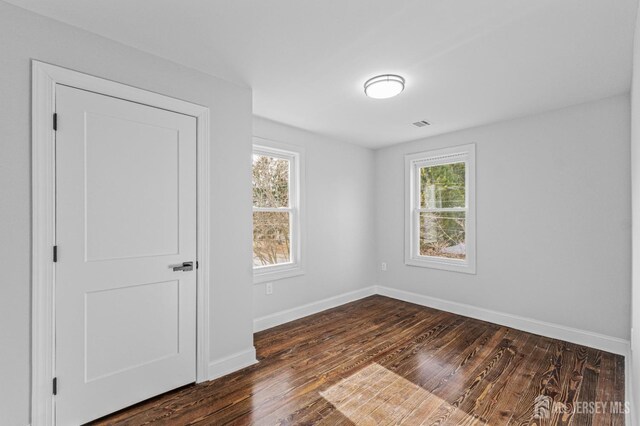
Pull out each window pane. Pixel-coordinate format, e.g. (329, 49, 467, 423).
(253, 154, 290, 208)
(420, 162, 465, 209)
(253, 211, 291, 266)
(419, 211, 466, 259)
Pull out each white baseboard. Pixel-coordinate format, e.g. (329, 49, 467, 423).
(253, 286, 376, 332)
(208, 346, 258, 381)
(375, 286, 630, 356)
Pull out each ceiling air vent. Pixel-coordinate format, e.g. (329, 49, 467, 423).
(412, 120, 431, 127)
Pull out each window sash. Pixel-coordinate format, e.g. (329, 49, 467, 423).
(415, 207, 467, 213)
(253, 207, 294, 213)
(252, 143, 301, 278)
(252, 208, 296, 268)
(413, 209, 467, 261)
(405, 144, 476, 273)
(413, 159, 468, 258)
(252, 151, 292, 209)
(414, 160, 468, 210)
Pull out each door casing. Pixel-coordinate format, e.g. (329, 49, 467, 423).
(31, 60, 211, 426)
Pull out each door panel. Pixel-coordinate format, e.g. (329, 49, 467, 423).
(84, 280, 180, 382)
(55, 85, 197, 426)
(85, 112, 180, 261)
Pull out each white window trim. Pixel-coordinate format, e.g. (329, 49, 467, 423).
(405, 143, 476, 274)
(252, 138, 305, 283)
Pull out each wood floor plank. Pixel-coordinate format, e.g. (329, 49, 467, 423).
(487, 336, 553, 425)
(294, 319, 491, 425)
(92, 295, 625, 426)
(549, 343, 588, 425)
(613, 354, 626, 425)
(380, 324, 511, 424)
(244, 314, 470, 425)
(320, 319, 495, 425)
(571, 348, 601, 426)
(207, 312, 456, 424)
(457, 333, 537, 424)
(419, 329, 531, 425)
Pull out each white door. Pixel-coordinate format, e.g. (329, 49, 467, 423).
(55, 85, 197, 425)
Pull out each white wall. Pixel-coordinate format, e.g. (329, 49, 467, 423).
(376, 95, 631, 340)
(0, 3, 254, 425)
(630, 1, 640, 420)
(252, 117, 376, 321)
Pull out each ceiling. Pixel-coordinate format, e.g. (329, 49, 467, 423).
(7, 0, 638, 148)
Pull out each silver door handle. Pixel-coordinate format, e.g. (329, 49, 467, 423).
(172, 261, 194, 272)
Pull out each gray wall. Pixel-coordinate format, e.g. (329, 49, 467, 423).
(252, 117, 377, 319)
(375, 94, 631, 340)
(631, 2, 640, 421)
(0, 3, 254, 425)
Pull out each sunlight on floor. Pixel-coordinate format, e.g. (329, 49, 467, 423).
(319, 363, 486, 425)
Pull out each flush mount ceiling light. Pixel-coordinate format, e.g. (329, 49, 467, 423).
(364, 74, 405, 99)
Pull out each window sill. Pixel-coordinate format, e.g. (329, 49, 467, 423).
(405, 256, 476, 275)
(253, 264, 305, 284)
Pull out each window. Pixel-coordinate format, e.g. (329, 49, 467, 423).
(253, 141, 304, 283)
(405, 144, 476, 273)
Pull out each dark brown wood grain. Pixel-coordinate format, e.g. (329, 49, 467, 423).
(91, 295, 625, 426)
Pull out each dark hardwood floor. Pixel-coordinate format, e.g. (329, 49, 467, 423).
(93, 295, 625, 425)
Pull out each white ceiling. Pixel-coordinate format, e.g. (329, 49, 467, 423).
(7, 0, 638, 148)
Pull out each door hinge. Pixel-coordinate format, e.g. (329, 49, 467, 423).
(53, 377, 58, 395)
(53, 113, 58, 131)
(53, 245, 58, 262)
(196, 261, 199, 269)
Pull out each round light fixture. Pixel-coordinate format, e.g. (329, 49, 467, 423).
(364, 74, 405, 99)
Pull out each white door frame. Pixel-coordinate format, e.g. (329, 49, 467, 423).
(31, 60, 211, 426)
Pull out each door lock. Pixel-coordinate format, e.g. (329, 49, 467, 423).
(172, 261, 194, 272)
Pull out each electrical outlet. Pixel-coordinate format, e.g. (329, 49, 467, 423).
(265, 282, 273, 295)
(381, 262, 387, 271)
